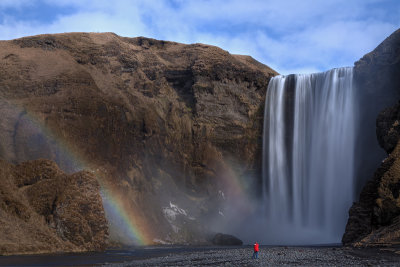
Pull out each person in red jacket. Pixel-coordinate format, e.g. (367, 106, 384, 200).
(252, 242, 259, 259)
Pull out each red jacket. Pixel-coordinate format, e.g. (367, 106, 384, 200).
(254, 243, 259, 252)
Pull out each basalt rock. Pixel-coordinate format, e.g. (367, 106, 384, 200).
(0, 33, 277, 245)
(343, 28, 400, 247)
(0, 159, 108, 255)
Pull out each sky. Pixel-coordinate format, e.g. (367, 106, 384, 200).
(0, 0, 399, 74)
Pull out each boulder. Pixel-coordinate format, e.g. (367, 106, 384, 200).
(211, 233, 243, 246)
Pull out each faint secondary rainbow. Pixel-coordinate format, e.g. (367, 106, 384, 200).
(217, 160, 256, 215)
(1, 99, 153, 245)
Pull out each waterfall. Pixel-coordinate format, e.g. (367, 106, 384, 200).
(262, 67, 356, 244)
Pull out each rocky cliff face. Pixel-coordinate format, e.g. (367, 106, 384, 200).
(343, 29, 400, 246)
(0, 33, 277, 244)
(0, 159, 108, 255)
(352, 29, 400, 194)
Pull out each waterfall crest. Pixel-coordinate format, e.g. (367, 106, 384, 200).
(262, 67, 356, 244)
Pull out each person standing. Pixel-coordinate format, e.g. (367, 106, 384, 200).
(252, 242, 259, 259)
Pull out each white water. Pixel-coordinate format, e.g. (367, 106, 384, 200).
(262, 67, 356, 244)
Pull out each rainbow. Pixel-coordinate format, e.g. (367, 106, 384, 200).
(100, 184, 152, 245)
(0, 98, 153, 245)
(217, 160, 257, 215)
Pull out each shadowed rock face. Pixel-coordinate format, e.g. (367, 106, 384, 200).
(343, 29, 400, 246)
(352, 28, 400, 195)
(0, 159, 108, 255)
(0, 33, 277, 244)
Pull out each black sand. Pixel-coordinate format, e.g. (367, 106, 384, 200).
(1, 246, 399, 266)
(108, 246, 400, 267)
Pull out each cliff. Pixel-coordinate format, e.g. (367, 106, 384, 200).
(0, 159, 108, 255)
(343, 29, 400, 246)
(0, 32, 277, 245)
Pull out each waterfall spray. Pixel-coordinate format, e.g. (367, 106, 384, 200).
(262, 67, 356, 244)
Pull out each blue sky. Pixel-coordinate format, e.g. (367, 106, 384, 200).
(0, 0, 399, 74)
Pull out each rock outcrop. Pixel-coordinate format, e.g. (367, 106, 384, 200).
(0, 33, 277, 244)
(0, 159, 108, 255)
(343, 29, 400, 246)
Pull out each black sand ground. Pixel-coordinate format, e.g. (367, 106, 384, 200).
(106, 246, 400, 267)
(1, 246, 399, 266)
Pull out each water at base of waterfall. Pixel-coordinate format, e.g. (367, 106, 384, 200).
(262, 67, 356, 244)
